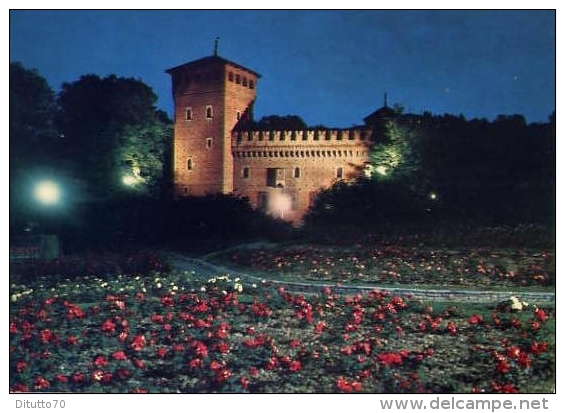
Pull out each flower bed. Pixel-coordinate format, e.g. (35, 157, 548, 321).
(9, 268, 554, 393)
(223, 245, 555, 288)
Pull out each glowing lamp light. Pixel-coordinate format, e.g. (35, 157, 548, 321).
(375, 165, 388, 176)
(34, 180, 61, 206)
(122, 174, 138, 186)
(429, 192, 438, 200)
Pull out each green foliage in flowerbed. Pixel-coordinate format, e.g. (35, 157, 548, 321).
(221, 244, 555, 289)
(10, 269, 554, 393)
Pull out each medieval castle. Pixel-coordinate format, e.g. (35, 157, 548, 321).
(167, 50, 392, 223)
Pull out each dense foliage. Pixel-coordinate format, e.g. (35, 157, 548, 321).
(306, 112, 555, 235)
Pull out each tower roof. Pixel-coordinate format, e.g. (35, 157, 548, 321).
(166, 55, 261, 78)
(363, 93, 397, 124)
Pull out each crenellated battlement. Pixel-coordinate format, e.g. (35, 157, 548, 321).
(232, 128, 372, 147)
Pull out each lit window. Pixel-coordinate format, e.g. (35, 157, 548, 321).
(206, 105, 213, 119)
(185, 107, 193, 121)
(294, 167, 301, 178)
(336, 167, 343, 179)
(187, 158, 193, 171)
(242, 167, 250, 179)
(206, 138, 213, 149)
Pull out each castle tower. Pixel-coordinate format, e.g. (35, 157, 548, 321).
(166, 50, 260, 196)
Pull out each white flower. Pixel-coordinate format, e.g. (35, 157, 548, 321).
(200, 286, 206, 292)
(156, 282, 162, 289)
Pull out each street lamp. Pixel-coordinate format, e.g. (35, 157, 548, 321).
(33, 180, 61, 206)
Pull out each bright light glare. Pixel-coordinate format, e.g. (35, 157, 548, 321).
(122, 175, 138, 186)
(34, 180, 61, 205)
(375, 165, 388, 176)
(429, 192, 438, 200)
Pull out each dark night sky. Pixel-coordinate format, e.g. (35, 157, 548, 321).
(9, 10, 555, 126)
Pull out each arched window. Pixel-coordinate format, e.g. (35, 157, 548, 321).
(206, 106, 213, 119)
(187, 158, 193, 171)
(294, 167, 301, 178)
(242, 167, 250, 179)
(228, 72, 234, 82)
(185, 107, 193, 121)
(336, 167, 343, 179)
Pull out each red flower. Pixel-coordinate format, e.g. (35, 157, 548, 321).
(192, 340, 208, 358)
(72, 372, 86, 383)
(10, 321, 19, 334)
(506, 346, 521, 360)
(215, 322, 231, 339)
(55, 374, 68, 383)
(34, 376, 50, 390)
(210, 360, 223, 371)
(215, 367, 232, 382)
(265, 356, 278, 370)
(468, 314, 483, 325)
(156, 347, 167, 358)
(132, 359, 145, 369)
(67, 335, 78, 346)
(102, 372, 113, 384)
(214, 341, 230, 354)
(161, 296, 174, 306)
(15, 361, 27, 373)
(530, 340, 548, 355)
(289, 360, 302, 372)
(446, 321, 457, 335)
(377, 353, 403, 366)
(39, 329, 57, 344)
(11, 383, 29, 392)
(101, 319, 116, 333)
(495, 359, 511, 374)
(336, 377, 361, 393)
(130, 334, 146, 351)
(189, 358, 202, 369)
(314, 321, 326, 334)
(499, 383, 518, 394)
(94, 355, 109, 367)
(151, 314, 164, 323)
(518, 353, 531, 369)
(337, 377, 352, 392)
(534, 308, 547, 323)
(112, 350, 128, 361)
(240, 376, 249, 390)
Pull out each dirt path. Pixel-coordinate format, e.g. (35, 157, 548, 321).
(164, 251, 555, 304)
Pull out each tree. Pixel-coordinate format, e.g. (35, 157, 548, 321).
(368, 118, 424, 189)
(56, 75, 172, 199)
(10, 62, 58, 170)
(10, 63, 60, 226)
(251, 115, 308, 130)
